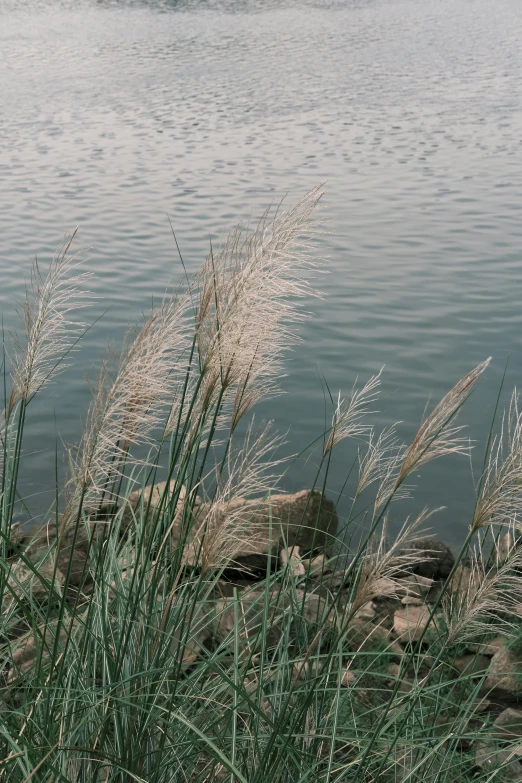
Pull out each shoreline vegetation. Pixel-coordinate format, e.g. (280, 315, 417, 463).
(2, 188, 522, 780)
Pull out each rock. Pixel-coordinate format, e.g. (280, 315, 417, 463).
(7, 561, 64, 603)
(486, 645, 522, 697)
(120, 480, 190, 528)
(388, 662, 401, 679)
(407, 539, 454, 580)
(293, 660, 319, 680)
(453, 654, 490, 677)
(346, 619, 389, 652)
(302, 554, 332, 575)
(213, 588, 336, 649)
(213, 591, 282, 647)
(280, 546, 306, 579)
(354, 601, 376, 621)
(406, 574, 433, 596)
(8, 521, 25, 549)
(494, 708, 522, 737)
(184, 490, 338, 570)
(401, 595, 424, 606)
(468, 637, 506, 657)
(168, 606, 212, 670)
(340, 668, 356, 687)
(393, 605, 438, 643)
(25, 522, 92, 588)
(475, 740, 522, 780)
(8, 624, 69, 683)
(471, 697, 491, 713)
(496, 530, 517, 566)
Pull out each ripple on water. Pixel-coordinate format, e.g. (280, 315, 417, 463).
(1, 0, 522, 544)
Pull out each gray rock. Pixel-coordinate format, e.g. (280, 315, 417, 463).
(486, 645, 522, 697)
(25, 521, 92, 588)
(407, 539, 454, 580)
(494, 708, 522, 737)
(405, 538, 455, 579)
(6, 560, 64, 603)
(184, 490, 337, 570)
(7, 623, 69, 683)
(475, 740, 522, 780)
(453, 654, 490, 678)
(393, 605, 439, 643)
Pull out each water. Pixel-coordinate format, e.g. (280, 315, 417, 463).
(1, 0, 522, 547)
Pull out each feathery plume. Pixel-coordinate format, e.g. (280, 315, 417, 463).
(442, 538, 522, 646)
(184, 421, 286, 574)
(323, 371, 382, 457)
(355, 424, 409, 508)
(472, 389, 522, 532)
(65, 291, 191, 519)
(347, 509, 438, 612)
(193, 185, 324, 433)
(395, 359, 490, 487)
(9, 232, 93, 415)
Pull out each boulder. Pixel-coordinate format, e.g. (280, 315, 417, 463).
(25, 522, 92, 588)
(8, 623, 69, 683)
(494, 708, 522, 737)
(6, 560, 64, 604)
(120, 480, 190, 528)
(452, 654, 490, 678)
(183, 490, 338, 570)
(280, 546, 306, 579)
(407, 539, 454, 580)
(393, 605, 438, 643)
(213, 588, 335, 648)
(486, 645, 522, 697)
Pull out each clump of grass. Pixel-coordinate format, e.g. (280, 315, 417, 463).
(1, 188, 522, 781)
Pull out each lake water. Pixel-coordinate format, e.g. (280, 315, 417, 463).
(1, 0, 522, 547)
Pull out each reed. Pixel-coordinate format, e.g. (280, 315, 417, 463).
(1, 189, 521, 782)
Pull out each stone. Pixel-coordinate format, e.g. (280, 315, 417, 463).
(399, 574, 433, 598)
(7, 561, 64, 603)
(388, 662, 401, 679)
(401, 595, 424, 606)
(25, 521, 92, 588)
(340, 668, 356, 687)
(354, 601, 376, 621)
(486, 646, 522, 697)
(453, 654, 490, 677)
(475, 740, 522, 780)
(184, 490, 338, 569)
(280, 546, 306, 579)
(494, 708, 522, 737)
(213, 591, 286, 647)
(302, 554, 331, 575)
(496, 530, 517, 566)
(8, 521, 25, 549)
(468, 637, 506, 657)
(293, 660, 319, 680)
(393, 605, 438, 643)
(168, 606, 212, 670)
(471, 697, 491, 713)
(8, 624, 69, 683)
(407, 539, 454, 580)
(213, 588, 336, 649)
(346, 618, 389, 651)
(120, 480, 189, 526)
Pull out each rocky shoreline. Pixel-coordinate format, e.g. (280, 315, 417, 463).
(4, 483, 522, 777)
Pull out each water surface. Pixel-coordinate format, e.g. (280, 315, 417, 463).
(1, 0, 522, 546)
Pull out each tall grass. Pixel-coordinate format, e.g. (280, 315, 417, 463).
(1, 188, 522, 781)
